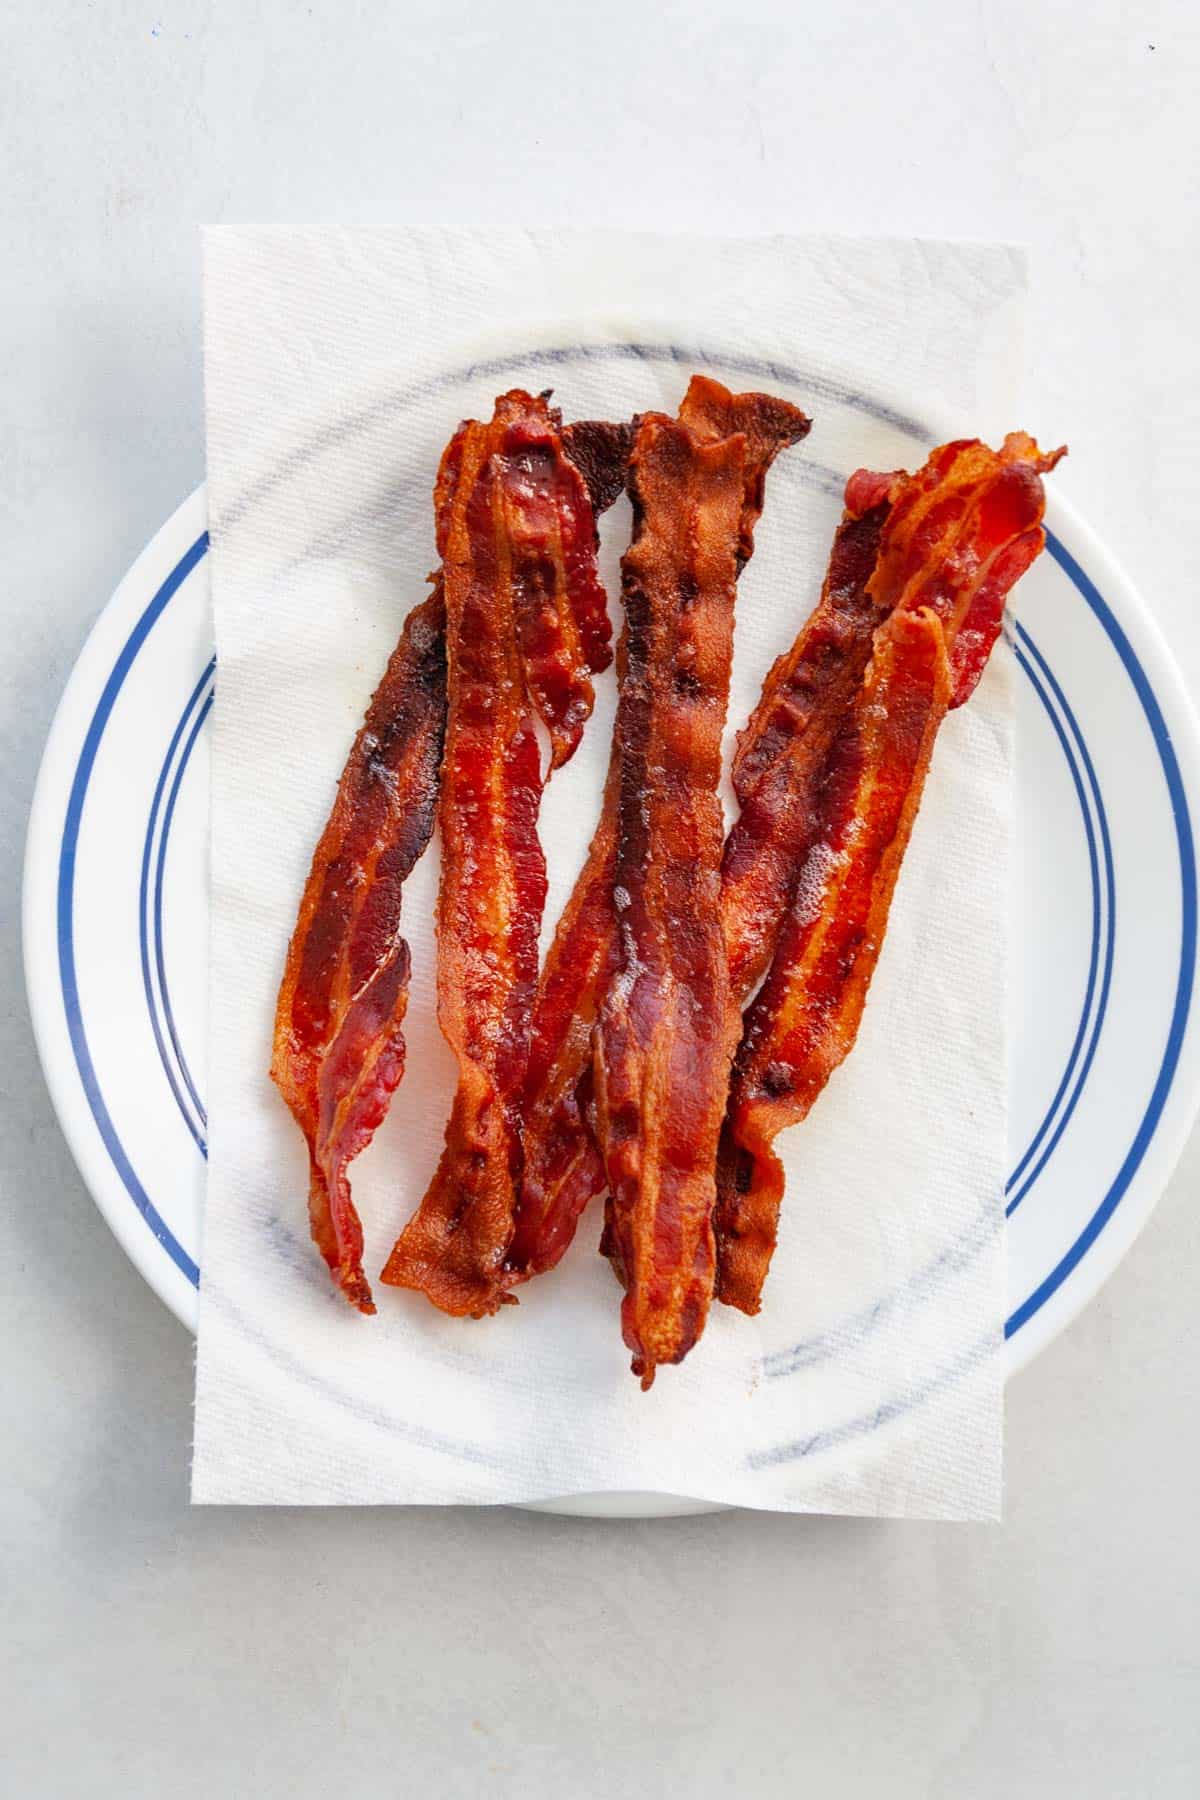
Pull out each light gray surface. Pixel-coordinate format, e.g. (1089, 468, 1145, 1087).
(3, 3, 1199, 1794)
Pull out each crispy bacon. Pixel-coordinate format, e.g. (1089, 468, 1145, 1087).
(559, 418, 636, 520)
(507, 378, 809, 1292)
(593, 415, 745, 1386)
(714, 432, 1065, 1314)
(715, 610, 951, 1312)
(505, 418, 619, 768)
(721, 490, 894, 1001)
(273, 407, 626, 1313)
(271, 585, 447, 1313)
(381, 393, 619, 1317)
(869, 433, 1065, 708)
(594, 387, 810, 1387)
(723, 434, 1065, 1003)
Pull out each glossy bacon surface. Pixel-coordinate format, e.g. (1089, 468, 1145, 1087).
(713, 431, 1065, 1315)
(271, 585, 447, 1313)
(714, 610, 951, 1312)
(722, 433, 1064, 1003)
(593, 414, 745, 1385)
(382, 392, 616, 1317)
(505, 419, 617, 769)
(507, 378, 809, 1292)
(272, 412, 625, 1312)
(721, 490, 894, 1001)
(593, 385, 809, 1386)
(868, 432, 1065, 709)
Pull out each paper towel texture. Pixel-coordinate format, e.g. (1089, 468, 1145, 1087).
(194, 229, 1021, 1512)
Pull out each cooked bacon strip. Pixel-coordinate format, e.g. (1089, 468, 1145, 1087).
(381, 392, 618, 1317)
(505, 417, 621, 768)
(593, 415, 745, 1387)
(559, 418, 636, 521)
(271, 584, 447, 1313)
(723, 434, 1065, 1001)
(507, 378, 809, 1289)
(593, 387, 810, 1387)
(714, 432, 1065, 1314)
(721, 487, 894, 1000)
(715, 610, 951, 1313)
(273, 411, 626, 1313)
(871, 433, 1065, 708)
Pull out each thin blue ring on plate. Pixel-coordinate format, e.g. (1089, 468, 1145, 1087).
(1006, 620, 1115, 1216)
(138, 657, 214, 1156)
(56, 531, 208, 1287)
(1006, 536, 1196, 1336)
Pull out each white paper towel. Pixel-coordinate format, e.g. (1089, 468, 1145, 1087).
(194, 228, 1023, 1513)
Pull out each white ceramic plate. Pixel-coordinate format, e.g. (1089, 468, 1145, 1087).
(24, 366, 1200, 1517)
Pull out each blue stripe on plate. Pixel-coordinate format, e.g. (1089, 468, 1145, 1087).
(57, 532, 208, 1287)
(139, 658, 213, 1154)
(1006, 623, 1115, 1213)
(152, 677, 213, 1134)
(1005, 536, 1197, 1336)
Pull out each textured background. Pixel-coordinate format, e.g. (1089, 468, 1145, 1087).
(3, 1, 1199, 1793)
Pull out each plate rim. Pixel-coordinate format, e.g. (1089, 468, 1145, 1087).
(24, 461, 1200, 1519)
